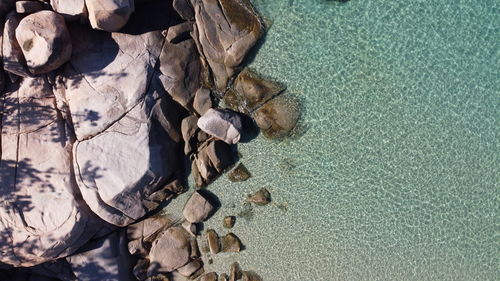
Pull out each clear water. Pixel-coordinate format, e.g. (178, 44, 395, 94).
(166, 0, 499, 280)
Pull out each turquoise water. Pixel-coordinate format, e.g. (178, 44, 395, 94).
(168, 0, 499, 280)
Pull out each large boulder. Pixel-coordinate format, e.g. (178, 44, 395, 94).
(192, 0, 264, 90)
(0, 77, 105, 267)
(15, 11, 72, 74)
(2, 12, 30, 78)
(252, 94, 300, 139)
(50, 0, 88, 21)
(197, 108, 242, 144)
(85, 0, 135, 32)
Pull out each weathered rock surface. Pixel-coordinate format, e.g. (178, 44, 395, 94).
(198, 108, 242, 144)
(177, 259, 202, 277)
(192, 0, 264, 90)
(227, 163, 251, 182)
(15, 1, 44, 14)
(0, 77, 105, 266)
(148, 227, 191, 274)
(50, 0, 88, 21)
(3, 12, 30, 78)
(183, 191, 214, 223)
(16, 11, 72, 74)
(85, 0, 135, 32)
(253, 94, 300, 139)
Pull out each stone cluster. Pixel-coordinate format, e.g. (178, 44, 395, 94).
(0, 0, 298, 280)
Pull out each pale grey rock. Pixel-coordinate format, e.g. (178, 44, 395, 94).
(67, 229, 136, 281)
(182, 191, 214, 223)
(148, 227, 191, 274)
(192, 0, 263, 90)
(50, 0, 88, 21)
(0, 77, 103, 267)
(197, 108, 242, 144)
(15, 11, 72, 74)
(15, 1, 44, 14)
(60, 24, 163, 140)
(85, 0, 135, 32)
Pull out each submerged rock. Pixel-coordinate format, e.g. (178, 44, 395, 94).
(229, 262, 242, 281)
(221, 233, 242, 253)
(227, 163, 251, 182)
(3, 12, 30, 77)
(15, 11, 72, 74)
(253, 94, 300, 139)
(223, 216, 236, 228)
(247, 188, 272, 206)
(198, 108, 242, 144)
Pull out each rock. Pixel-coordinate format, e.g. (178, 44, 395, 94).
(223, 216, 236, 228)
(159, 25, 201, 108)
(221, 233, 242, 253)
(127, 239, 148, 256)
(85, 0, 135, 32)
(166, 21, 193, 43)
(127, 214, 176, 245)
(206, 229, 220, 254)
(149, 227, 191, 274)
(192, 0, 264, 90)
(0, 77, 105, 266)
(241, 271, 263, 281)
(200, 272, 218, 281)
(197, 108, 242, 144)
(225, 68, 285, 113)
(50, 0, 88, 21)
(193, 87, 212, 115)
(190, 238, 200, 259)
(194, 140, 235, 186)
(170, 271, 189, 281)
(181, 220, 198, 236)
(15, 1, 44, 14)
(60, 21, 164, 140)
(67, 229, 137, 281)
(181, 115, 199, 155)
(229, 262, 242, 281)
(176, 259, 202, 277)
(173, 0, 194, 20)
(252, 94, 300, 139)
(182, 191, 215, 223)
(133, 259, 150, 281)
(247, 188, 271, 206)
(3, 12, 30, 77)
(227, 163, 251, 182)
(15, 11, 72, 74)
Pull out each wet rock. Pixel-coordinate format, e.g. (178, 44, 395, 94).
(252, 94, 300, 139)
(226, 68, 285, 113)
(159, 23, 201, 108)
(206, 229, 220, 254)
(198, 108, 242, 144)
(192, 0, 264, 90)
(221, 233, 242, 253)
(3, 12, 30, 77)
(193, 87, 212, 115)
(85, 0, 135, 32)
(133, 259, 150, 281)
(223, 216, 236, 228)
(15, 11, 72, 74)
(50, 0, 88, 21)
(229, 262, 242, 281)
(247, 188, 271, 206)
(173, 0, 194, 20)
(149, 227, 191, 274)
(67, 229, 136, 281)
(15, 1, 44, 14)
(227, 163, 251, 182)
(200, 272, 218, 281)
(177, 259, 202, 278)
(241, 271, 263, 281)
(183, 191, 215, 223)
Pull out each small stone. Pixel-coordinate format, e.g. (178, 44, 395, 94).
(16, 1, 43, 14)
(197, 108, 242, 144)
(206, 229, 220, 255)
(247, 188, 271, 206)
(200, 272, 218, 281)
(241, 271, 263, 281)
(229, 262, 242, 281)
(223, 216, 236, 228)
(219, 273, 228, 281)
(227, 163, 251, 182)
(221, 233, 242, 253)
(182, 191, 215, 223)
(253, 94, 300, 139)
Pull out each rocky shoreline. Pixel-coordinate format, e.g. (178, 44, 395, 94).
(0, 0, 299, 280)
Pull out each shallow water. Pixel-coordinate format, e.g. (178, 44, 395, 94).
(166, 0, 499, 280)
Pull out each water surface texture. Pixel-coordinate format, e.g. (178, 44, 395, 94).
(168, 0, 499, 280)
